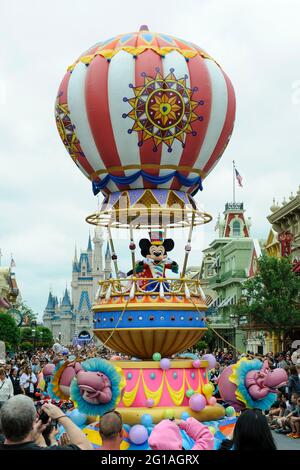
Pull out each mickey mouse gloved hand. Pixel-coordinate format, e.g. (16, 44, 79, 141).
(171, 261, 179, 273)
(135, 261, 144, 273)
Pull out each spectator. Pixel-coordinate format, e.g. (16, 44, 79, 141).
(285, 353, 292, 367)
(0, 368, 14, 408)
(288, 366, 300, 400)
(276, 353, 287, 369)
(267, 391, 284, 424)
(287, 396, 300, 439)
(275, 393, 298, 434)
(292, 345, 300, 365)
(148, 417, 214, 450)
(20, 366, 37, 399)
(209, 362, 221, 383)
(0, 396, 93, 449)
(297, 363, 300, 380)
(218, 409, 276, 450)
(99, 411, 123, 450)
(9, 369, 23, 396)
(32, 358, 41, 376)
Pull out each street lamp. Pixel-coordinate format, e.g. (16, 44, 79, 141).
(229, 313, 239, 352)
(32, 328, 36, 350)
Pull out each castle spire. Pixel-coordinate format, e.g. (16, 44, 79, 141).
(61, 286, 71, 307)
(74, 244, 78, 262)
(87, 232, 92, 251)
(45, 290, 54, 310)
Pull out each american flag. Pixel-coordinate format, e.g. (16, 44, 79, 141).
(235, 168, 243, 187)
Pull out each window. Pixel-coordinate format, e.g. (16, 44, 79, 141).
(207, 265, 213, 277)
(232, 220, 241, 237)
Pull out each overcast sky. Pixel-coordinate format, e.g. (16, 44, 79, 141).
(0, 0, 299, 320)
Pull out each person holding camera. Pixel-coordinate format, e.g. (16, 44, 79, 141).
(0, 395, 93, 450)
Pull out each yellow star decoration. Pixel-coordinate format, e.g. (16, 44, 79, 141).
(125, 71, 200, 151)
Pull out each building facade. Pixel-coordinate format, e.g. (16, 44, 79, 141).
(267, 187, 300, 265)
(43, 228, 112, 344)
(199, 202, 262, 352)
(265, 187, 300, 351)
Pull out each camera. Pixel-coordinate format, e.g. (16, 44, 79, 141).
(39, 410, 49, 424)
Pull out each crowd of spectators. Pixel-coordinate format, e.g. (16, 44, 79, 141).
(1, 343, 300, 449)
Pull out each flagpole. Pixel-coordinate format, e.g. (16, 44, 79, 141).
(233, 160, 236, 203)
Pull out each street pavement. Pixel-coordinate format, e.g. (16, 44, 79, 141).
(272, 431, 300, 450)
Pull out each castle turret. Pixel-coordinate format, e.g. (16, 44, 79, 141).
(43, 291, 55, 330)
(59, 287, 72, 344)
(72, 245, 79, 273)
(87, 233, 93, 268)
(93, 227, 103, 273)
(92, 227, 104, 297)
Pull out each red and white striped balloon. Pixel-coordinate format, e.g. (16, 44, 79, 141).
(55, 27, 235, 195)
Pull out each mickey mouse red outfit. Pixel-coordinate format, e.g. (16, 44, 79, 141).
(132, 232, 179, 291)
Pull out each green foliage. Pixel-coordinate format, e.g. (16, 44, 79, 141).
(20, 325, 53, 347)
(233, 255, 300, 330)
(195, 340, 208, 351)
(16, 301, 37, 325)
(0, 313, 20, 349)
(20, 341, 33, 351)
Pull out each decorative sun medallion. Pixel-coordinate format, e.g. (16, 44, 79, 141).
(55, 97, 83, 164)
(124, 70, 202, 152)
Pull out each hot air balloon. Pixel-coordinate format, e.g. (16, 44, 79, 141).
(55, 26, 235, 377)
(55, 26, 235, 199)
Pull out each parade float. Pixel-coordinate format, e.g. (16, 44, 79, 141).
(49, 26, 287, 448)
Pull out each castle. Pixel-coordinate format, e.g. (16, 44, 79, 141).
(43, 228, 112, 344)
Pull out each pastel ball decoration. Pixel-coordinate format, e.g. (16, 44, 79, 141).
(226, 406, 235, 417)
(202, 354, 217, 370)
(202, 383, 215, 397)
(208, 396, 217, 406)
(186, 389, 194, 398)
(66, 409, 87, 427)
(141, 414, 153, 427)
(152, 352, 161, 361)
(129, 425, 149, 445)
(189, 393, 206, 412)
(192, 359, 201, 368)
(146, 398, 154, 408)
(160, 358, 171, 370)
(181, 412, 190, 420)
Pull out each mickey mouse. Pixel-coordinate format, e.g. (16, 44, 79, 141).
(129, 232, 179, 291)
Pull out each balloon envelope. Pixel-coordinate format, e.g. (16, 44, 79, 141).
(55, 29, 235, 196)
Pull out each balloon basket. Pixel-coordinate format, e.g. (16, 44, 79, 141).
(93, 278, 208, 358)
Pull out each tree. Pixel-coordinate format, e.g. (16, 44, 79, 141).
(0, 313, 20, 350)
(233, 255, 300, 331)
(17, 301, 37, 325)
(20, 326, 53, 348)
